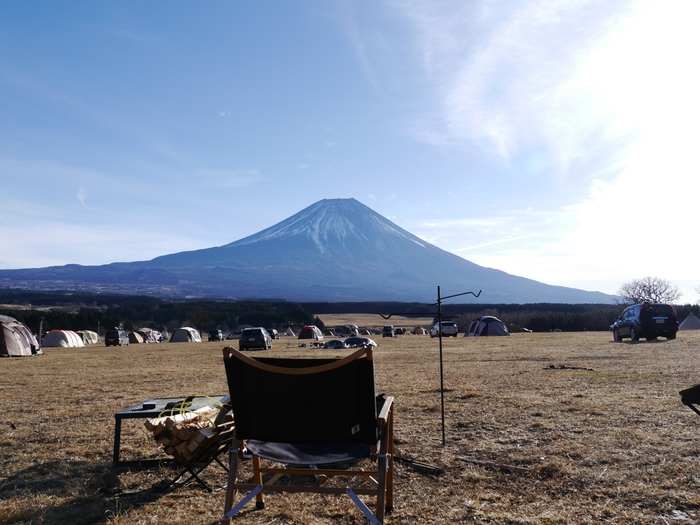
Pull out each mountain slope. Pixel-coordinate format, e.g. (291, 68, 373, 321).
(0, 198, 613, 303)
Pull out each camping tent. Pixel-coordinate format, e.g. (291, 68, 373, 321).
(78, 330, 100, 345)
(1, 315, 41, 357)
(128, 331, 144, 344)
(284, 327, 295, 337)
(465, 316, 510, 337)
(412, 327, 427, 335)
(680, 312, 700, 331)
(135, 328, 160, 343)
(298, 325, 323, 341)
(41, 330, 85, 348)
(170, 327, 202, 343)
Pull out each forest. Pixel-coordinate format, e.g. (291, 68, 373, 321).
(1, 289, 698, 335)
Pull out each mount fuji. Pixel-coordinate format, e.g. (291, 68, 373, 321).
(0, 198, 612, 303)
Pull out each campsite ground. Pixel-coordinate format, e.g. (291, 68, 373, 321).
(2, 329, 700, 524)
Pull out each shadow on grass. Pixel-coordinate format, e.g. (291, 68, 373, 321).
(0, 459, 213, 525)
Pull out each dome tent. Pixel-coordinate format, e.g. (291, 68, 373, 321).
(78, 330, 100, 345)
(1, 315, 41, 357)
(170, 327, 202, 343)
(129, 331, 144, 344)
(465, 316, 510, 337)
(41, 330, 85, 348)
(298, 325, 323, 341)
(680, 312, 700, 331)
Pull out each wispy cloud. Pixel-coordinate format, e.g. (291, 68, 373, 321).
(76, 186, 88, 206)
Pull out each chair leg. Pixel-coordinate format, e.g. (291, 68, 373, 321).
(223, 448, 240, 525)
(252, 455, 265, 509)
(386, 410, 394, 513)
(376, 454, 388, 523)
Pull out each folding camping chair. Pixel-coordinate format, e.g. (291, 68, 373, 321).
(167, 405, 235, 492)
(680, 384, 700, 417)
(221, 346, 394, 525)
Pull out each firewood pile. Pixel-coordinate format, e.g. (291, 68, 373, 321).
(144, 406, 234, 464)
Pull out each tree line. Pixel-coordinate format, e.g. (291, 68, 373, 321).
(2, 290, 698, 335)
(0, 295, 320, 336)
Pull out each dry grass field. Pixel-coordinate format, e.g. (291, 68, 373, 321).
(3, 328, 700, 524)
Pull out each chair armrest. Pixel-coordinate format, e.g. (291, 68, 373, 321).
(377, 396, 394, 426)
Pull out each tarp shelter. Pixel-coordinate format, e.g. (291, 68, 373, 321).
(465, 316, 510, 337)
(1, 315, 41, 357)
(41, 330, 85, 348)
(135, 328, 160, 343)
(298, 325, 323, 341)
(680, 312, 700, 331)
(170, 327, 202, 343)
(128, 331, 144, 344)
(78, 330, 100, 345)
(284, 327, 295, 337)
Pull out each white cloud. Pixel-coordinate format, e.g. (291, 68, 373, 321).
(76, 186, 88, 206)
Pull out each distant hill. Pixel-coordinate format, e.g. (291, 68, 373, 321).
(0, 198, 613, 304)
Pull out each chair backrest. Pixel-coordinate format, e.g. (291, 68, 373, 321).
(223, 347, 378, 445)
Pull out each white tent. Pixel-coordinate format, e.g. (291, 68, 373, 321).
(465, 316, 510, 337)
(41, 330, 85, 348)
(298, 325, 323, 341)
(680, 312, 700, 331)
(78, 330, 100, 345)
(170, 327, 202, 343)
(128, 331, 144, 344)
(284, 327, 295, 337)
(1, 315, 41, 357)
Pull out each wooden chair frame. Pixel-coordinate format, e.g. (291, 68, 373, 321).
(221, 346, 394, 524)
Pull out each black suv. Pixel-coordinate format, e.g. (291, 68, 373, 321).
(239, 327, 272, 350)
(105, 329, 129, 347)
(208, 330, 224, 341)
(611, 303, 679, 341)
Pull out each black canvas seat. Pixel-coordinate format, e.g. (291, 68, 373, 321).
(221, 346, 394, 524)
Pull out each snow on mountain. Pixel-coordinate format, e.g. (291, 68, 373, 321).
(234, 198, 427, 254)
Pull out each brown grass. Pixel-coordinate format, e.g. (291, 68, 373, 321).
(2, 329, 700, 524)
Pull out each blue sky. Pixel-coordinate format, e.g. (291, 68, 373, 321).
(1, 1, 698, 302)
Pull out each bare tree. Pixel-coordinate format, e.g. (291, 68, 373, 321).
(616, 276, 682, 305)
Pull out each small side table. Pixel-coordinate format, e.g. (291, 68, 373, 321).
(113, 395, 229, 466)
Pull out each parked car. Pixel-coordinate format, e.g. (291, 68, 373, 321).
(344, 336, 377, 348)
(322, 339, 348, 349)
(430, 321, 459, 338)
(208, 330, 224, 342)
(267, 328, 280, 340)
(611, 303, 679, 341)
(105, 329, 129, 347)
(382, 325, 395, 338)
(239, 327, 272, 350)
(226, 329, 243, 340)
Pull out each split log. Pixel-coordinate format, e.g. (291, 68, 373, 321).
(144, 406, 233, 462)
